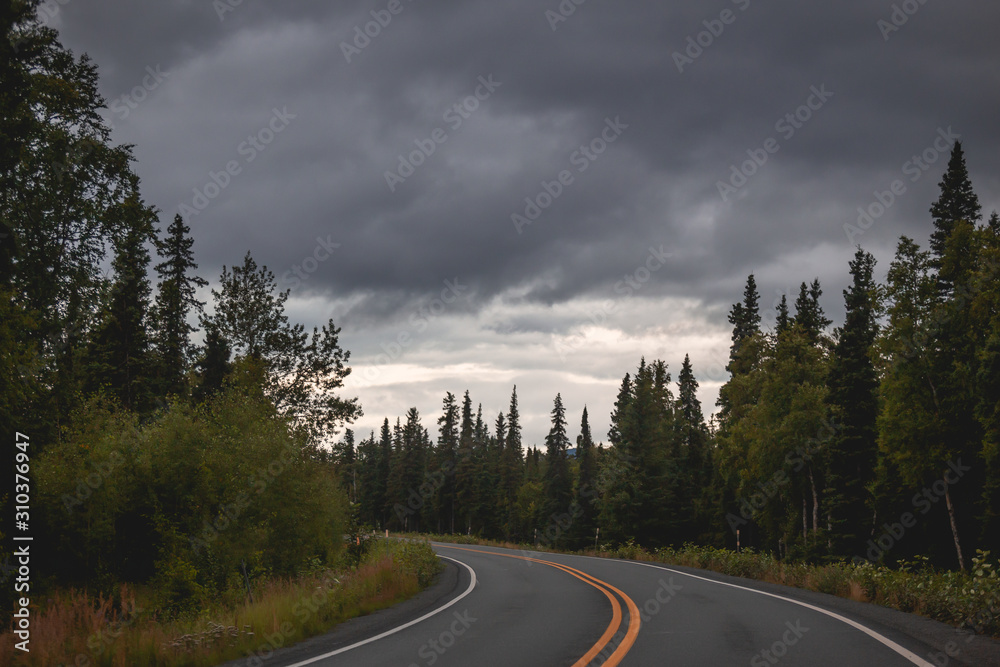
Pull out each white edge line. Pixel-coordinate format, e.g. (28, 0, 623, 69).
(555, 551, 935, 667)
(284, 555, 477, 667)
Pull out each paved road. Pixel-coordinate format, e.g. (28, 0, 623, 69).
(224, 542, 1000, 666)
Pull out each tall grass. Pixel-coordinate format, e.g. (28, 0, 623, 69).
(0, 538, 441, 666)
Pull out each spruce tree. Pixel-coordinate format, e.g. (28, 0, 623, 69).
(718, 275, 762, 426)
(334, 429, 357, 502)
(929, 142, 981, 270)
(825, 249, 880, 558)
(86, 190, 158, 413)
(775, 295, 790, 336)
(435, 392, 459, 532)
(572, 406, 598, 549)
(792, 279, 832, 343)
(193, 322, 231, 402)
(675, 354, 712, 541)
(500, 386, 524, 539)
(153, 214, 207, 396)
(542, 393, 573, 542)
(727, 274, 761, 374)
(377, 419, 392, 528)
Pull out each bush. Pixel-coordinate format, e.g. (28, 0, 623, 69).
(33, 388, 350, 616)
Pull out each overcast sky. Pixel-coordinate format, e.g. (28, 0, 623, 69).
(50, 0, 1000, 447)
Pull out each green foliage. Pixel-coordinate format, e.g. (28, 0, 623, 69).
(34, 386, 350, 614)
(825, 249, 880, 558)
(153, 214, 207, 396)
(206, 251, 361, 444)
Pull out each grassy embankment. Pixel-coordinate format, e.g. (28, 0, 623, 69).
(0, 538, 441, 667)
(417, 533, 1000, 638)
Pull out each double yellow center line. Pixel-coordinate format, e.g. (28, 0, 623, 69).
(438, 545, 640, 666)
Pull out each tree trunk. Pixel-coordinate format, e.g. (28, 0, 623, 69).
(809, 466, 820, 535)
(944, 482, 965, 571)
(802, 494, 808, 545)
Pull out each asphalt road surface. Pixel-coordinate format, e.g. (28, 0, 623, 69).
(220, 542, 1000, 667)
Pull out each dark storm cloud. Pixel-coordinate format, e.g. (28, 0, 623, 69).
(52, 0, 1000, 334)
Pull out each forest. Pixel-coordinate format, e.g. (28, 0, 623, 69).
(2, 0, 1000, 636)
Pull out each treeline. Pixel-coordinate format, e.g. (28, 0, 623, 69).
(1, 3, 359, 621)
(338, 142, 1000, 571)
(336, 360, 720, 551)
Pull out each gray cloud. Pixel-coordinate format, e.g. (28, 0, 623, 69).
(52, 0, 1000, 442)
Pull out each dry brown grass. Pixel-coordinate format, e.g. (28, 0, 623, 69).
(0, 540, 440, 666)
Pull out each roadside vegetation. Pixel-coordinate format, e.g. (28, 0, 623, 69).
(0, 537, 440, 666)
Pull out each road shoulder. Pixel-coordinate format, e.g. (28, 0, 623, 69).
(215, 558, 465, 667)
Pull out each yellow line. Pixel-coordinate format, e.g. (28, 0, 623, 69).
(437, 545, 640, 666)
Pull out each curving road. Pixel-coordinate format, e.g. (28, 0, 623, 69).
(222, 542, 1000, 667)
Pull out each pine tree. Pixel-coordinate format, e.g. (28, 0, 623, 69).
(929, 142, 981, 270)
(608, 373, 632, 448)
(86, 190, 158, 413)
(153, 214, 207, 396)
(727, 274, 762, 374)
(975, 212, 1000, 552)
(454, 391, 477, 531)
(377, 419, 392, 528)
(356, 432, 380, 526)
(676, 355, 716, 543)
(601, 359, 678, 546)
(473, 411, 506, 536)
(542, 394, 573, 544)
(435, 392, 459, 532)
(500, 386, 524, 539)
(793, 279, 832, 344)
(775, 295, 791, 336)
(572, 406, 599, 549)
(717, 275, 762, 428)
(825, 249, 880, 558)
(334, 429, 357, 502)
(193, 322, 231, 403)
